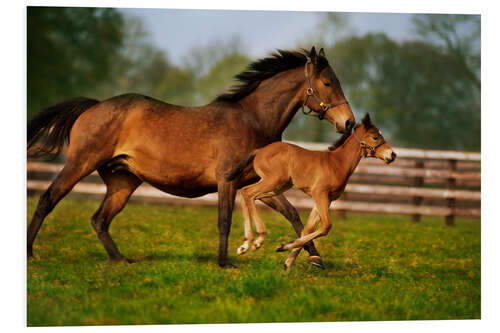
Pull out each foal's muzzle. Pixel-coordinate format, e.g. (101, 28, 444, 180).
(385, 151, 397, 164)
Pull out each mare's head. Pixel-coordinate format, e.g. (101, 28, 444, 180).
(304, 46, 355, 134)
(355, 113, 396, 164)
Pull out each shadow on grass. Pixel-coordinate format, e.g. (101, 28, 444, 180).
(130, 251, 217, 264)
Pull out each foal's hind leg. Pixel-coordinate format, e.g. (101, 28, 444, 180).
(27, 162, 97, 259)
(240, 177, 286, 251)
(91, 167, 142, 263)
(237, 195, 254, 255)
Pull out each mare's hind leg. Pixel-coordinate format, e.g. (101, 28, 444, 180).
(91, 167, 142, 263)
(27, 161, 97, 259)
(260, 194, 325, 269)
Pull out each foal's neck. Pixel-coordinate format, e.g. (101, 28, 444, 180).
(239, 67, 306, 141)
(330, 129, 365, 181)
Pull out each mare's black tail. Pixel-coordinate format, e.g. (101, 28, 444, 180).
(27, 97, 100, 158)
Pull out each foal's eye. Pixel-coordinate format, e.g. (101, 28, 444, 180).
(372, 136, 379, 140)
(323, 81, 331, 87)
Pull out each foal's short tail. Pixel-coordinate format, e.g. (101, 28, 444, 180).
(225, 151, 257, 181)
(27, 97, 100, 158)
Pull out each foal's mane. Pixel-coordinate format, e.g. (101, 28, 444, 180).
(215, 49, 329, 103)
(328, 124, 361, 151)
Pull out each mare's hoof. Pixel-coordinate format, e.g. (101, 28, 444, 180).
(219, 261, 238, 269)
(308, 256, 325, 269)
(27, 247, 34, 260)
(112, 257, 136, 264)
(276, 244, 286, 252)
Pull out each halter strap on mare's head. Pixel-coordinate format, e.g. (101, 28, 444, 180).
(301, 56, 348, 120)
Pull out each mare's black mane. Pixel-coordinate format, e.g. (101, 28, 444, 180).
(215, 49, 329, 103)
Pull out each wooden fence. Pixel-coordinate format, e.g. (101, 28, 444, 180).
(27, 142, 481, 225)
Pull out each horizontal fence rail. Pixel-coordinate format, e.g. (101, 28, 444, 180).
(27, 142, 481, 225)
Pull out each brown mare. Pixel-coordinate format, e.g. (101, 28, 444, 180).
(226, 114, 396, 269)
(27, 47, 355, 268)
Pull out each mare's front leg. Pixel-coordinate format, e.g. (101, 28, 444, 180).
(217, 180, 237, 268)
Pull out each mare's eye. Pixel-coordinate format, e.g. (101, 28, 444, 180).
(323, 81, 331, 87)
(372, 136, 379, 140)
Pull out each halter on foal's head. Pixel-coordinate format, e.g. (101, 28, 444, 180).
(354, 113, 396, 163)
(329, 113, 396, 164)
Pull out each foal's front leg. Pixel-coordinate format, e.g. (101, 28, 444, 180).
(284, 207, 321, 270)
(277, 193, 332, 253)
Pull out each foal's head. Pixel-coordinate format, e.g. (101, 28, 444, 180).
(305, 47, 355, 134)
(355, 113, 396, 164)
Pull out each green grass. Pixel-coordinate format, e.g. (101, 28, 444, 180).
(27, 197, 480, 326)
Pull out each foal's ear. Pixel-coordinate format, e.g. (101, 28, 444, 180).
(362, 113, 372, 128)
(318, 48, 326, 58)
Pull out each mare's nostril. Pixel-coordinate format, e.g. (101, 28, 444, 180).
(391, 152, 397, 160)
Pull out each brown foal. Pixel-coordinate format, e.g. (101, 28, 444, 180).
(226, 113, 396, 269)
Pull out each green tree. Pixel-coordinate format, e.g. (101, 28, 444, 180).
(27, 7, 125, 119)
(326, 33, 480, 150)
(92, 17, 196, 106)
(181, 37, 250, 105)
(195, 53, 251, 104)
(412, 14, 480, 90)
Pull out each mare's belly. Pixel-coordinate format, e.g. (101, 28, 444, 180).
(126, 155, 219, 198)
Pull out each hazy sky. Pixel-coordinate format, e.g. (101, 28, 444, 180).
(120, 8, 416, 65)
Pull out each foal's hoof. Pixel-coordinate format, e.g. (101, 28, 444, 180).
(308, 256, 326, 269)
(284, 258, 295, 271)
(237, 245, 249, 255)
(253, 243, 262, 251)
(276, 244, 285, 252)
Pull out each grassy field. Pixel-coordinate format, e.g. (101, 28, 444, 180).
(27, 197, 480, 326)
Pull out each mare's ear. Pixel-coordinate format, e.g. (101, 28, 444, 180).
(362, 113, 372, 128)
(318, 48, 326, 58)
(310, 46, 318, 64)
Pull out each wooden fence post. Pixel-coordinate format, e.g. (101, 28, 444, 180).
(445, 159, 457, 226)
(412, 160, 424, 222)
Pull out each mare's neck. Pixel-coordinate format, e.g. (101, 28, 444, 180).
(330, 128, 365, 181)
(238, 67, 306, 141)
